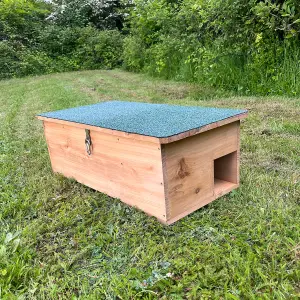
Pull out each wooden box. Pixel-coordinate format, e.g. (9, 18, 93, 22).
(37, 101, 247, 224)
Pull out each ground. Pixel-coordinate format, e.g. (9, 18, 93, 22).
(0, 70, 299, 299)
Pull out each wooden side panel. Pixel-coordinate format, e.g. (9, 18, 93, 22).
(164, 122, 240, 222)
(43, 121, 167, 222)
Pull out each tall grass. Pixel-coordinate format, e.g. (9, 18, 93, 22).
(195, 45, 300, 96)
(124, 36, 300, 96)
(212, 45, 300, 96)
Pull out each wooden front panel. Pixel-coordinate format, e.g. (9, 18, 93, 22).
(163, 122, 239, 221)
(43, 121, 166, 221)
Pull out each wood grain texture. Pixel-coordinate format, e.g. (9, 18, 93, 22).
(38, 116, 160, 143)
(163, 122, 240, 222)
(37, 112, 247, 144)
(159, 112, 247, 144)
(236, 122, 241, 184)
(214, 179, 238, 199)
(40, 117, 243, 224)
(43, 121, 167, 222)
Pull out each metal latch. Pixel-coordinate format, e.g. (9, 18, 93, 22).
(85, 129, 92, 155)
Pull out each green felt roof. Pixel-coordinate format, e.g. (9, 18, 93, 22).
(38, 101, 247, 138)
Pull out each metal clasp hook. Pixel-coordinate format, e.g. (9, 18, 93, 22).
(85, 129, 92, 155)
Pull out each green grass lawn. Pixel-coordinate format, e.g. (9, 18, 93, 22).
(0, 70, 299, 299)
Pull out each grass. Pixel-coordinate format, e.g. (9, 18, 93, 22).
(0, 69, 299, 299)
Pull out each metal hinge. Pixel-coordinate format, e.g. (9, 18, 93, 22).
(85, 129, 92, 155)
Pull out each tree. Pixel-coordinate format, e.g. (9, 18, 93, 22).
(47, 0, 133, 30)
(0, 0, 50, 44)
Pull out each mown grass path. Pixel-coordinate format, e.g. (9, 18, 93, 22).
(0, 70, 299, 299)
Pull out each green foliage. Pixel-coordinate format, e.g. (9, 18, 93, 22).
(1, 0, 300, 93)
(0, 0, 50, 44)
(0, 41, 19, 79)
(0, 0, 124, 79)
(0, 26, 123, 79)
(38, 26, 81, 57)
(253, 0, 300, 39)
(49, 0, 132, 30)
(123, 0, 300, 95)
(74, 28, 123, 69)
(122, 35, 146, 71)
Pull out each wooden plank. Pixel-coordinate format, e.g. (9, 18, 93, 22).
(161, 145, 170, 220)
(214, 179, 238, 198)
(236, 122, 241, 184)
(43, 121, 167, 222)
(38, 116, 160, 144)
(37, 112, 247, 145)
(165, 182, 238, 225)
(163, 122, 240, 221)
(159, 112, 247, 144)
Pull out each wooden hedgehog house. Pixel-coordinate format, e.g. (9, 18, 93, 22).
(37, 101, 248, 224)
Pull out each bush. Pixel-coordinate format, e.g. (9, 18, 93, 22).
(17, 50, 53, 77)
(37, 26, 81, 57)
(123, 35, 146, 71)
(0, 40, 80, 79)
(0, 41, 20, 79)
(0, 26, 124, 79)
(0, 0, 50, 45)
(123, 0, 300, 96)
(144, 36, 185, 79)
(74, 28, 124, 69)
(0, 42, 53, 79)
(0, 1, 125, 79)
